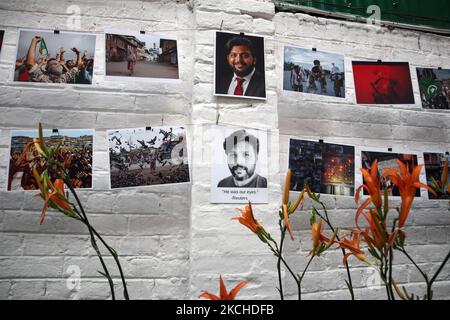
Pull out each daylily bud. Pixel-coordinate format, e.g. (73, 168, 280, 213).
(290, 188, 306, 213)
(283, 169, 292, 205)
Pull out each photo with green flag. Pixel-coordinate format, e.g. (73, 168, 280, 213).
(417, 67, 450, 109)
(38, 37, 48, 57)
(14, 29, 96, 84)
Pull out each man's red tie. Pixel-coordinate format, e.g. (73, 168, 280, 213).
(234, 77, 245, 96)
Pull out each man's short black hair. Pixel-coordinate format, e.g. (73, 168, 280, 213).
(225, 36, 255, 56)
(223, 129, 260, 154)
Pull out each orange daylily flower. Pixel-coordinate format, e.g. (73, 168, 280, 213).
(41, 179, 71, 225)
(281, 170, 297, 241)
(33, 168, 71, 224)
(199, 275, 248, 300)
(383, 160, 437, 228)
(337, 231, 369, 265)
(355, 160, 382, 228)
(361, 210, 388, 250)
(310, 219, 337, 256)
(232, 203, 268, 241)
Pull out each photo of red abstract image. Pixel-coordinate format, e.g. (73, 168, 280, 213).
(352, 62, 415, 105)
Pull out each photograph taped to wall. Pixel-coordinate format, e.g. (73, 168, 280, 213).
(105, 30, 179, 80)
(283, 46, 345, 98)
(0, 30, 4, 54)
(361, 151, 420, 197)
(210, 126, 268, 204)
(424, 152, 450, 200)
(352, 61, 415, 105)
(108, 126, 189, 189)
(288, 139, 355, 196)
(7, 129, 94, 191)
(417, 67, 450, 110)
(214, 31, 266, 100)
(14, 29, 96, 84)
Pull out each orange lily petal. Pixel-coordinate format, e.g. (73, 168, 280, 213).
(229, 281, 248, 300)
(219, 275, 227, 299)
(283, 169, 292, 205)
(199, 292, 220, 300)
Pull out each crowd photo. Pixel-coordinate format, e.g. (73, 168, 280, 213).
(284, 46, 345, 98)
(8, 130, 94, 191)
(108, 126, 190, 189)
(14, 30, 96, 84)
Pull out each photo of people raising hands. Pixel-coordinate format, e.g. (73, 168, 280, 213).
(14, 30, 95, 84)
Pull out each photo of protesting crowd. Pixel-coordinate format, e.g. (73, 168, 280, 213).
(14, 30, 95, 84)
(108, 126, 189, 189)
(284, 46, 345, 98)
(7, 130, 94, 191)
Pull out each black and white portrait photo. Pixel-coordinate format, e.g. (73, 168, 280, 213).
(214, 31, 266, 100)
(210, 126, 268, 204)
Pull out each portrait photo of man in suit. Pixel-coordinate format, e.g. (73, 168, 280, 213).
(214, 32, 266, 99)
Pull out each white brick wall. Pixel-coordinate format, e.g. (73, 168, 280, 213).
(0, 0, 449, 300)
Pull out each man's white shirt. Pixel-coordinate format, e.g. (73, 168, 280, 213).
(227, 68, 256, 95)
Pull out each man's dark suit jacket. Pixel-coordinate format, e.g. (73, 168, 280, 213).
(216, 70, 266, 98)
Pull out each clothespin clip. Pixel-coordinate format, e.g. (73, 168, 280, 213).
(54, 29, 60, 35)
(388, 147, 393, 152)
(445, 151, 449, 156)
(319, 139, 324, 144)
(52, 128, 59, 134)
(377, 59, 382, 63)
(312, 48, 317, 52)
(219, 20, 223, 31)
(240, 32, 245, 36)
(146, 126, 152, 131)
(140, 30, 145, 35)
(438, 67, 442, 70)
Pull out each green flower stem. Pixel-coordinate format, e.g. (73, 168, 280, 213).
(276, 221, 285, 300)
(388, 247, 395, 300)
(314, 202, 355, 300)
(267, 229, 302, 300)
(63, 176, 117, 300)
(89, 226, 130, 300)
(428, 248, 450, 300)
(298, 254, 315, 300)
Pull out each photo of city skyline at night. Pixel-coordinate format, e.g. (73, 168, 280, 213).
(288, 139, 355, 196)
(361, 151, 419, 197)
(424, 152, 450, 199)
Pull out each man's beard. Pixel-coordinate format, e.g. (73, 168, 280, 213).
(230, 165, 255, 181)
(232, 64, 254, 78)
